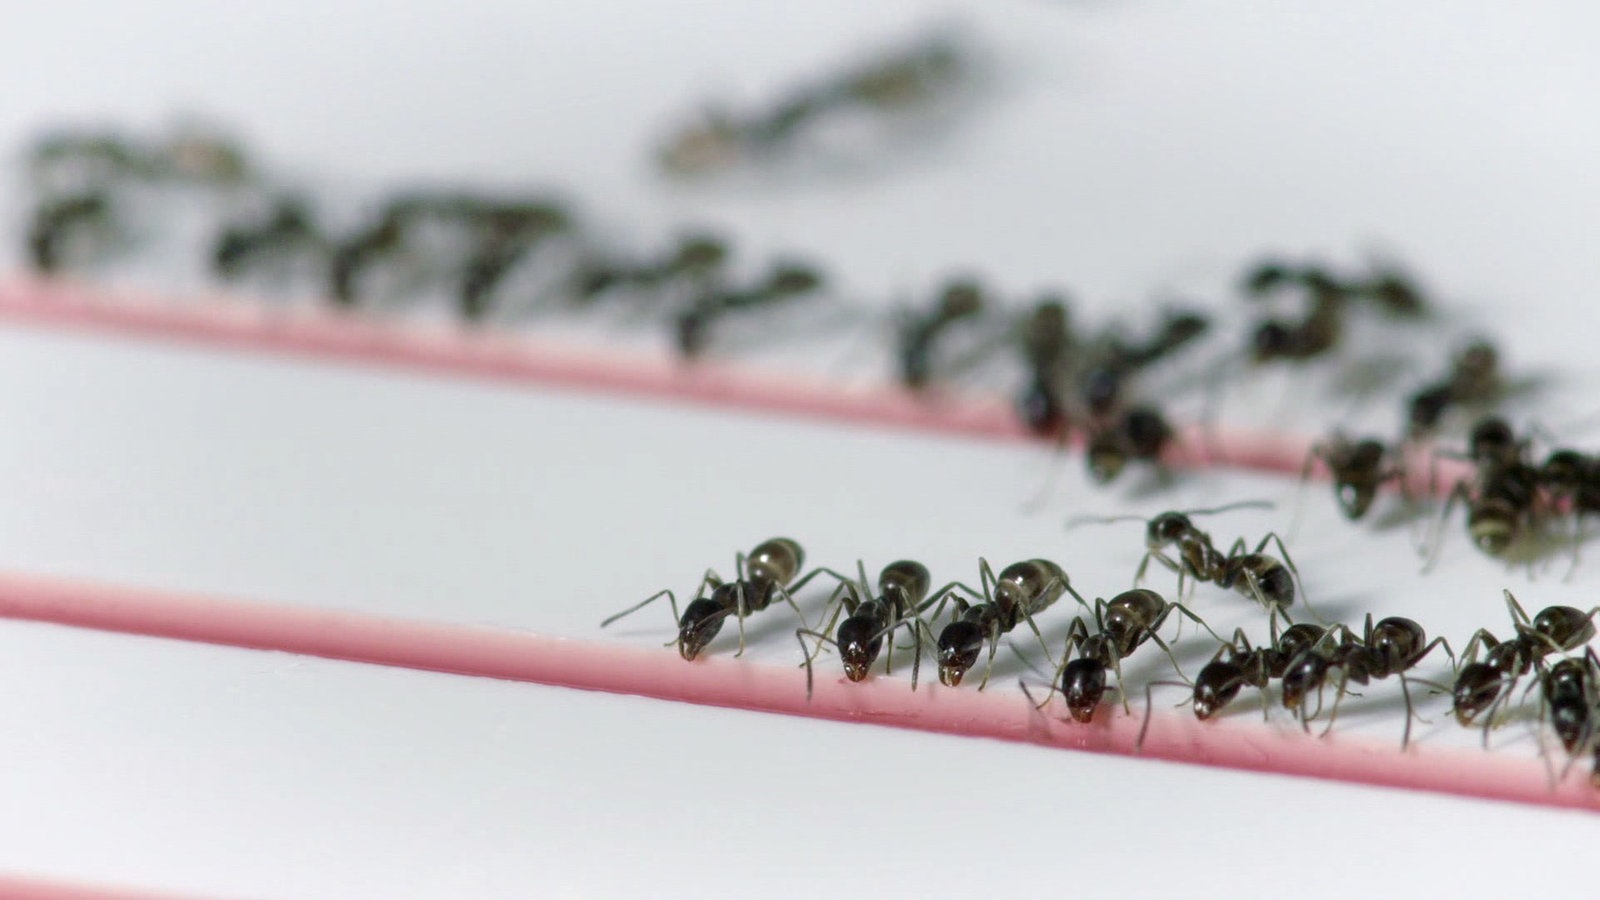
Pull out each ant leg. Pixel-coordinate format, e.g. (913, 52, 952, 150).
(1459, 628, 1498, 666)
(1503, 588, 1532, 628)
(1139, 680, 1187, 750)
(1421, 482, 1472, 573)
(599, 588, 678, 629)
(1287, 444, 1322, 545)
(977, 622, 1004, 691)
(1168, 600, 1226, 645)
(732, 556, 750, 657)
(794, 629, 836, 699)
(1020, 607, 1057, 671)
(1398, 673, 1420, 749)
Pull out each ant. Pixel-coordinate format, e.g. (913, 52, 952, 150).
(599, 538, 833, 660)
(794, 559, 973, 695)
(934, 558, 1087, 689)
(212, 197, 324, 282)
(1405, 340, 1502, 439)
(1424, 416, 1542, 566)
(1138, 613, 1333, 747)
(1075, 308, 1211, 420)
(27, 190, 116, 273)
(1024, 587, 1218, 723)
(1279, 613, 1453, 747)
(1299, 432, 1406, 522)
(1083, 404, 1176, 484)
(570, 234, 729, 304)
(675, 261, 824, 359)
(1529, 648, 1599, 783)
(896, 278, 989, 390)
(456, 201, 570, 322)
(1450, 590, 1598, 736)
(1074, 501, 1302, 614)
(1015, 297, 1074, 437)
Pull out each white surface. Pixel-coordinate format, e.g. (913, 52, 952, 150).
(1, 1, 1600, 896)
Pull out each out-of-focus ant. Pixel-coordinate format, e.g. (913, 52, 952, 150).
(1405, 340, 1502, 439)
(212, 197, 324, 282)
(675, 261, 824, 359)
(27, 191, 116, 273)
(896, 278, 990, 390)
(1423, 416, 1542, 566)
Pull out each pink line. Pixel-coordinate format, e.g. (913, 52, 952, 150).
(0, 275, 1462, 488)
(0, 570, 1591, 812)
(0, 874, 203, 900)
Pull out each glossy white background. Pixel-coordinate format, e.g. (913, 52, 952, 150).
(1, 1, 1599, 897)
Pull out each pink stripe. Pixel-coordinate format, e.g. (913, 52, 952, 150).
(0, 874, 204, 899)
(0, 570, 1591, 812)
(0, 275, 1472, 489)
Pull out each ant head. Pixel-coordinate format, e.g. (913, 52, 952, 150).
(936, 621, 984, 687)
(1146, 512, 1193, 548)
(835, 616, 883, 682)
(676, 595, 729, 660)
(1542, 449, 1587, 488)
(1451, 662, 1505, 727)
(1123, 407, 1172, 453)
(1060, 657, 1108, 723)
(1278, 651, 1327, 712)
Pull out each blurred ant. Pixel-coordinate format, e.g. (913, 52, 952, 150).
(1298, 432, 1406, 523)
(1015, 297, 1074, 437)
(456, 201, 569, 322)
(675, 261, 824, 359)
(1405, 340, 1502, 439)
(27, 191, 116, 273)
(1450, 590, 1598, 739)
(212, 197, 324, 282)
(896, 278, 989, 390)
(795, 559, 974, 695)
(1279, 613, 1453, 747)
(1138, 613, 1332, 747)
(1023, 587, 1218, 723)
(1423, 416, 1542, 567)
(569, 233, 729, 305)
(934, 558, 1087, 689)
(600, 538, 833, 660)
(1077, 308, 1211, 419)
(1083, 404, 1176, 485)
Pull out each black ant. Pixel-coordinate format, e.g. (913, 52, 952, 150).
(599, 538, 833, 660)
(1075, 308, 1211, 420)
(1074, 501, 1302, 614)
(570, 234, 729, 304)
(1083, 404, 1176, 484)
(896, 278, 988, 390)
(676, 261, 824, 359)
(1016, 297, 1074, 437)
(1425, 416, 1542, 566)
(456, 201, 569, 322)
(1405, 340, 1502, 439)
(1023, 587, 1218, 723)
(27, 191, 115, 273)
(795, 560, 974, 695)
(212, 197, 324, 282)
(1450, 590, 1599, 736)
(934, 558, 1087, 689)
(1299, 432, 1406, 522)
(1279, 613, 1453, 747)
(1528, 648, 1599, 783)
(1138, 614, 1332, 747)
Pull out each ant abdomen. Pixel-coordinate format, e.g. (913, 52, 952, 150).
(1366, 617, 1425, 676)
(1280, 652, 1329, 712)
(747, 538, 804, 585)
(1529, 605, 1597, 650)
(879, 560, 930, 607)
